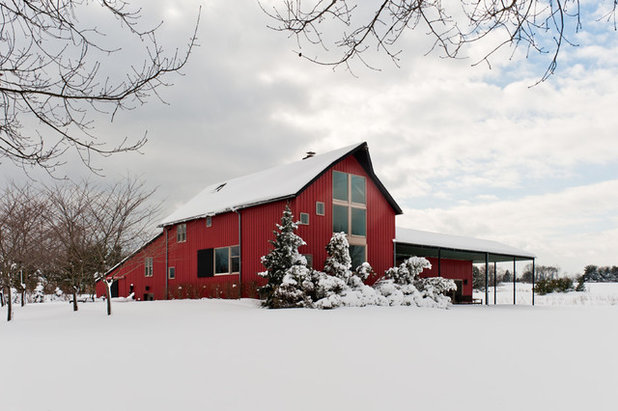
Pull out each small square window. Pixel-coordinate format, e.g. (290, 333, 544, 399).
(316, 202, 325, 216)
(300, 212, 310, 225)
(168, 267, 175, 279)
(144, 257, 153, 277)
(206, 216, 212, 227)
(177, 224, 187, 242)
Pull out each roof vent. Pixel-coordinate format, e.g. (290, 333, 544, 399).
(214, 183, 227, 192)
(303, 151, 316, 160)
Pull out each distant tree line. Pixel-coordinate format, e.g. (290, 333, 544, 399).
(581, 265, 618, 283)
(473, 264, 562, 290)
(0, 178, 157, 321)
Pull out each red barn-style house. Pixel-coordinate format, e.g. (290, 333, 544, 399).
(97, 142, 535, 304)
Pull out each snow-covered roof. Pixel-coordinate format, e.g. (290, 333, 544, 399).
(160, 142, 401, 227)
(395, 227, 535, 259)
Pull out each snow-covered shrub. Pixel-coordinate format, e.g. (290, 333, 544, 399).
(376, 257, 455, 308)
(314, 235, 385, 308)
(575, 275, 586, 292)
(32, 282, 45, 303)
(414, 277, 457, 308)
(270, 264, 315, 308)
(324, 232, 353, 284)
(535, 277, 574, 295)
(354, 262, 373, 283)
(312, 270, 347, 309)
(385, 256, 432, 285)
(258, 204, 308, 307)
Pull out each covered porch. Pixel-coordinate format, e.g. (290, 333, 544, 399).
(395, 227, 537, 305)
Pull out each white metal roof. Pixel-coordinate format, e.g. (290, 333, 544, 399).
(160, 143, 366, 226)
(395, 227, 536, 258)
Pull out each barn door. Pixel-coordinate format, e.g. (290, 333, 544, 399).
(111, 281, 119, 298)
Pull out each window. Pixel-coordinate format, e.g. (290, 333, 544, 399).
(333, 204, 348, 233)
(177, 223, 187, 242)
(351, 208, 366, 236)
(332, 172, 366, 238)
(198, 246, 240, 277)
(316, 201, 325, 216)
(168, 267, 175, 280)
(231, 246, 240, 273)
(206, 216, 212, 227)
(351, 175, 366, 204)
(300, 212, 310, 225)
(333, 171, 367, 264)
(144, 257, 153, 277)
(215, 247, 229, 274)
(333, 171, 348, 201)
(349, 245, 366, 270)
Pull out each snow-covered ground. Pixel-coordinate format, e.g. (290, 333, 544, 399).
(1, 285, 617, 411)
(475, 281, 618, 305)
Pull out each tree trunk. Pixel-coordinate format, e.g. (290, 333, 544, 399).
(0, 291, 4, 307)
(105, 281, 112, 316)
(21, 287, 26, 307)
(72, 291, 78, 312)
(7, 287, 13, 322)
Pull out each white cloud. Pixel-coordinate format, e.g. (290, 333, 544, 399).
(398, 179, 618, 273)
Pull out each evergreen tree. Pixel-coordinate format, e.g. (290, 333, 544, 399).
(385, 256, 431, 285)
(258, 204, 308, 307)
(323, 232, 353, 284)
(502, 270, 512, 283)
(270, 264, 315, 308)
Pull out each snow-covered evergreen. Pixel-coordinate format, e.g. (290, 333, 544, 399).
(259, 214, 454, 310)
(32, 282, 45, 303)
(385, 256, 432, 285)
(323, 232, 352, 283)
(269, 264, 315, 308)
(375, 257, 456, 308)
(259, 204, 313, 308)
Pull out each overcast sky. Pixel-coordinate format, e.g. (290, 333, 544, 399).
(3, 0, 618, 275)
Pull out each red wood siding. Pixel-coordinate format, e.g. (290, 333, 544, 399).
(99, 151, 398, 300)
(95, 233, 167, 300)
(240, 200, 288, 297)
(421, 258, 473, 297)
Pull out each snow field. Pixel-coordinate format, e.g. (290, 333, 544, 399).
(476, 282, 618, 305)
(1, 295, 617, 411)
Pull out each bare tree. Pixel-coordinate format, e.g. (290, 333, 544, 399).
(263, 1, 618, 82)
(45, 178, 158, 314)
(89, 177, 159, 315)
(0, 1, 199, 171)
(0, 183, 47, 320)
(45, 182, 99, 312)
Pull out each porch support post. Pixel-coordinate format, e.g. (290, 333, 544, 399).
(485, 253, 489, 305)
(493, 261, 497, 305)
(513, 258, 516, 305)
(438, 248, 442, 277)
(532, 258, 536, 306)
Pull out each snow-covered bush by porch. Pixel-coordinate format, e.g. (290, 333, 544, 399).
(375, 257, 457, 309)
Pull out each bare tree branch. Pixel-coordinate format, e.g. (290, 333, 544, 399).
(262, 0, 616, 82)
(0, 1, 200, 172)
